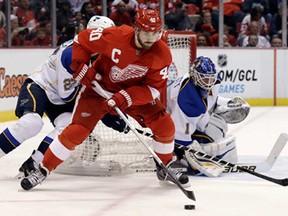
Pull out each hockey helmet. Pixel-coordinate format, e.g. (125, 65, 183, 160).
(87, 16, 115, 29)
(189, 56, 218, 90)
(134, 9, 162, 32)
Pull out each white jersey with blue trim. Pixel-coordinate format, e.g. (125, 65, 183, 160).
(29, 40, 79, 105)
(166, 72, 220, 145)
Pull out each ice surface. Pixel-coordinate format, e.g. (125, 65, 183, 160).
(1, 107, 288, 216)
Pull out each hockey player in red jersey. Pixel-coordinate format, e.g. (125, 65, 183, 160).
(21, 9, 190, 190)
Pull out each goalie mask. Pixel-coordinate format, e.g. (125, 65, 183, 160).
(190, 56, 218, 91)
(87, 15, 115, 29)
(134, 9, 163, 49)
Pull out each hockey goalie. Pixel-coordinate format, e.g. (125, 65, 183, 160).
(166, 56, 250, 177)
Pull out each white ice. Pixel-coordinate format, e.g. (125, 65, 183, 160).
(1, 107, 288, 216)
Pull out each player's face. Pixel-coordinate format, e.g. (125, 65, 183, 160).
(136, 29, 162, 49)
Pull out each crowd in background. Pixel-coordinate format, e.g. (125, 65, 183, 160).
(0, 0, 287, 48)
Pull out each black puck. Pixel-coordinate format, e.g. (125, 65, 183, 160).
(184, 204, 195, 210)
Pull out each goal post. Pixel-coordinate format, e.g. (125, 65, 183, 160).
(55, 31, 197, 176)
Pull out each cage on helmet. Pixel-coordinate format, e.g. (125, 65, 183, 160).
(189, 56, 218, 90)
(87, 16, 115, 29)
(134, 9, 162, 32)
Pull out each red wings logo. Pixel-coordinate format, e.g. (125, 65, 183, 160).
(110, 64, 148, 83)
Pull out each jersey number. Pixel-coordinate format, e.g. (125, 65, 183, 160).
(160, 67, 168, 79)
(89, 28, 104, 41)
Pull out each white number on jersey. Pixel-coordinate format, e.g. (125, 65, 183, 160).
(90, 28, 104, 41)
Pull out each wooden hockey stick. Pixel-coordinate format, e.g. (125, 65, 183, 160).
(135, 129, 288, 174)
(92, 81, 196, 201)
(135, 128, 288, 186)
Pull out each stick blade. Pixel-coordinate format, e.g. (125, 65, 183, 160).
(186, 190, 196, 201)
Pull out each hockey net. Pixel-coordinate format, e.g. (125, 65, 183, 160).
(55, 31, 197, 176)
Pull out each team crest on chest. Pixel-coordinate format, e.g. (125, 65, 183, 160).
(136, 50, 141, 55)
(110, 64, 148, 82)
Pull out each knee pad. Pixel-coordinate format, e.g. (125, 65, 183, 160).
(59, 124, 91, 150)
(53, 112, 72, 133)
(8, 112, 43, 143)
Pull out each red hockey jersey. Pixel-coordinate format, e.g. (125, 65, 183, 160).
(71, 25, 172, 105)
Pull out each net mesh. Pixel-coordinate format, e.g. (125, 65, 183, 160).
(55, 32, 196, 176)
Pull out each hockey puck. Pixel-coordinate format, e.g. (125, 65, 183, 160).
(184, 204, 195, 210)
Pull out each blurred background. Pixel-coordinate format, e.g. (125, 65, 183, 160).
(0, 0, 287, 48)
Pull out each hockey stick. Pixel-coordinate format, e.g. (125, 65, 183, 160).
(92, 81, 196, 201)
(135, 129, 288, 186)
(135, 129, 288, 174)
(175, 139, 288, 186)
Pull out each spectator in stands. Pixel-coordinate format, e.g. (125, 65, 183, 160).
(270, 36, 282, 47)
(30, 28, 51, 46)
(269, 2, 288, 44)
(80, 2, 97, 25)
(245, 34, 258, 47)
(11, 14, 32, 46)
(165, 1, 193, 31)
(0, 10, 6, 47)
(194, 10, 217, 33)
(109, 0, 133, 26)
(240, 21, 271, 48)
(210, 24, 237, 47)
(202, 1, 219, 31)
(29, 0, 50, 23)
(57, 21, 80, 46)
(56, 0, 74, 35)
(203, 0, 245, 37)
(197, 33, 208, 46)
(240, 6, 268, 38)
(239, 20, 270, 47)
(15, 0, 38, 31)
(69, 0, 87, 14)
(242, 0, 272, 24)
(90, 0, 103, 15)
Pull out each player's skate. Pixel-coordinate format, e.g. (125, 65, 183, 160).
(156, 157, 190, 188)
(20, 163, 49, 190)
(16, 156, 36, 179)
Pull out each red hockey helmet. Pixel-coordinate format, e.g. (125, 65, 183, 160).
(134, 9, 163, 32)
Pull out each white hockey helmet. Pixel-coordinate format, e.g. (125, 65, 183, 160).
(87, 15, 115, 29)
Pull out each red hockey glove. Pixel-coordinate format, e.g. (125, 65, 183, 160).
(73, 63, 101, 88)
(104, 90, 132, 115)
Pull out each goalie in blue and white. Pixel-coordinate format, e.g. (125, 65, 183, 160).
(166, 56, 250, 177)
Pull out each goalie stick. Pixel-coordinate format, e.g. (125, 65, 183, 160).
(92, 81, 196, 201)
(135, 129, 288, 174)
(136, 129, 288, 186)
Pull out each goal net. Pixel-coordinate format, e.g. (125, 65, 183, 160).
(55, 31, 197, 176)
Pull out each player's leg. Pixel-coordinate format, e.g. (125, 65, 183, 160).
(128, 99, 190, 187)
(18, 110, 73, 178)
(0, 79, 47, 159)
(20, 88, 106, 190)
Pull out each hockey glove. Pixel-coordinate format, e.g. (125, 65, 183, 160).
(73, 63, 102, 88)
(104, 90, 132, 115)
(101, 113, 130, 133)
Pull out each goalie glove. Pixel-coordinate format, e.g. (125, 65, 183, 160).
(214, 96, 250, 124)
(73, 63, 102, 88)
(104, 90, 132, 115)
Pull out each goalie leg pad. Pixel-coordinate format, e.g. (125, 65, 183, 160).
(202, 135, 238, 163)
(184, 141, 225, 177)
(204, 113, 228, 141)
